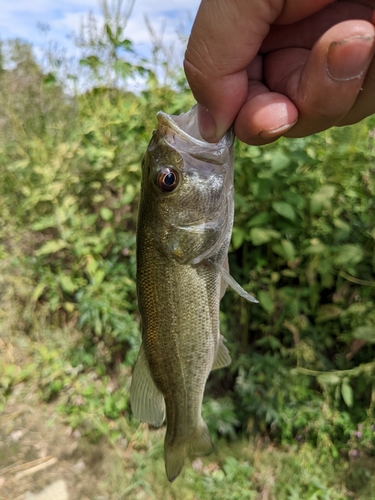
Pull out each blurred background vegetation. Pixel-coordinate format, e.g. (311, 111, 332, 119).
(1, 1, 375, 498)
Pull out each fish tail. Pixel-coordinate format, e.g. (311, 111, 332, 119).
(164, 419, 213, 482)
(164, 441, 187, 482)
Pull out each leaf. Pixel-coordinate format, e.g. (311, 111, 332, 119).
(258, 290, 274, 314)
(93, 270, 105, 285)
(118, 38, 133, 51)
(250, 179, 272, 200)
(9, 159, 29, 171)
(35, 239, 68, 256)
(316, 304, 342, 322)
(333, 218, 350, 232)
(249, 228, 280, 246)
(352, 325, 375, 343)
(334, 244, 363, 266)
(63, 302, 75, 313)
(247, 212, 271, 228)
(310, 185, 336, 214)
(281, 240, 296, 261)
(123, 184, 135, 204)
(86, 256, 98, 277)
(104, 170, 121, 182)
(341, 382, 353, 408)
(280, 269, 297, 277)
(105, 23, 115, 43)
(100, 207, 113, 221)
(43, 72, 56, 87)
(272, 201, 296, 221)
(231, 227, 246, 249)
(273, 239, 296, 261)
(59, 275, 77, 294)
(282, 190, 306, 209)
(114, 60, 132, 78)
(270, 152, 290, 172)
(256, 335, 282, 349)
(303, 243, 326, 255)
(79, 55, 102, 68)
(32, 283, 47, 302)
(31, 216, 56, 231)
(317, 373, 341, 385)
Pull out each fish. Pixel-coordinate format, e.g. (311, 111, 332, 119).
(130, 106, 257, 482)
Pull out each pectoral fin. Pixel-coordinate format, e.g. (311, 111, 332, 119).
(212, 335, 231, 370)
(219, 258, 230, 299)
(209, 259, 258, 303)
(130, 343, 166, 427)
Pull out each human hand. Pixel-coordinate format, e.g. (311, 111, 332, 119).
(184, 0, 375, 145)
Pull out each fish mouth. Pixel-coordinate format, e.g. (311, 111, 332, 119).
(157, 105, 233, 152)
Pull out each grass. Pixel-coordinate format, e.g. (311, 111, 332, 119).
(1, 315, 375, 499)
(1, 194, 375, 499)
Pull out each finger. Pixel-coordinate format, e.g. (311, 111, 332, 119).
(337, 55, 375, 125)
(233, 82, 299, 146)
(338, 10, 375, 125)
(184, 0, 334, 142)
(233, 55, 298, 145)
(337, 0, 375, 8)
(276, 0, 335, 24)
(185, 0, 277, 143)
(261, 1, 374, 53)
(265, 20, 375, 137)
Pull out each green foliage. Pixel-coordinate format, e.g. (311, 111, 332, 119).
(187, 457, 257, 500)
(75, 0, 148, 88)
(0, 4, 375, 496)
(202, 398, 240, 442)
(218, 123, 375, 454)
(0, 362, 34, 412)
(0, 35, 193, 370)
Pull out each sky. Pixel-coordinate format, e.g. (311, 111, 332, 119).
(0, 0, 201, 61)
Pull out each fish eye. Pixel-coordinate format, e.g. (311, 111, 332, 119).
(156, 167, 180, 193)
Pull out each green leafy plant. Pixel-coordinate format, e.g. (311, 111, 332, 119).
(1, 3, 375, 497)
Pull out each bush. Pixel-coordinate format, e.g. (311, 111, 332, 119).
(217, 123, 375, 451)
(0, 4, 374, 463)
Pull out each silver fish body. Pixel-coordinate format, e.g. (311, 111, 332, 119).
(130, 106, 256, 481)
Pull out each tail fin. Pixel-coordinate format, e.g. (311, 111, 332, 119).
(164, 419, 213, 482)
(164, 442, 187, 482)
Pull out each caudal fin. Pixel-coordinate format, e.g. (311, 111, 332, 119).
(164, 420, 213, 482)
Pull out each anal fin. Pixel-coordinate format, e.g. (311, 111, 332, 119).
(211, 335, 231, 370)
(188, 419, 213, 457)
(130, 343, 166, 427)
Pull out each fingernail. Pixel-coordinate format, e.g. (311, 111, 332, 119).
(197, 104, 218, 142)
(258, 120, 297, 139)
(327, 36, 374, 81)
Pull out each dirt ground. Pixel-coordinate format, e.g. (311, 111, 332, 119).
(0, 382, 113, 500)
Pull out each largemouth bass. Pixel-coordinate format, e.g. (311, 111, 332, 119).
(130, 106, 256, 482)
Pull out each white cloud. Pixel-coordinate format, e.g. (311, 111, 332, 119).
(0, 0, 199, 54)
(0, 0, 200, 93)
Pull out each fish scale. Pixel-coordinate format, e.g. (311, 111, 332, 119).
(130, 106, 257, 481)
(141, 257, 217, 423)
